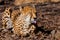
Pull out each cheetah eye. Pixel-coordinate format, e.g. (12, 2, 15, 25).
(18, 13, 21, 15)
(15, 13, 21, 17)
(5, 24, 7, 27)
(22, 6, 24, 9)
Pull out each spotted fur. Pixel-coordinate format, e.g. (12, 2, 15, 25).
(2, 6, 36, 36)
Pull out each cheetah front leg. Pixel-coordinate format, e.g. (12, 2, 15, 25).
(28, 25, 35, 34)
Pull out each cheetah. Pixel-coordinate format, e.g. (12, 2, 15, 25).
(2, 6, 36, 36)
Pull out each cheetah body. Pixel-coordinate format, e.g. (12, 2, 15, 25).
(2, 6, 36, 36)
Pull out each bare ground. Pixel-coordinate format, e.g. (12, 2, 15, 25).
(0, 1, 60, 40)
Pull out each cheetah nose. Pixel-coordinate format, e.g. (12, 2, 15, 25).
(31, 18, 37, 24)
(31, 20, 36, 24)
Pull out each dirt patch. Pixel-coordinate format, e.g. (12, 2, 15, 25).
(0, 0, 60, 40)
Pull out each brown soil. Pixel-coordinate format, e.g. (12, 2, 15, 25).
(0, 0, 60, 40)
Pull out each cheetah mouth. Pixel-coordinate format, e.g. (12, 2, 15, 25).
(31, 18, 37, 24)
(31, 20, 36, 24)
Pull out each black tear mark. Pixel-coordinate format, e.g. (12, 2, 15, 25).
(9, 9, 12, 13)
(9, 9, 13, 18)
